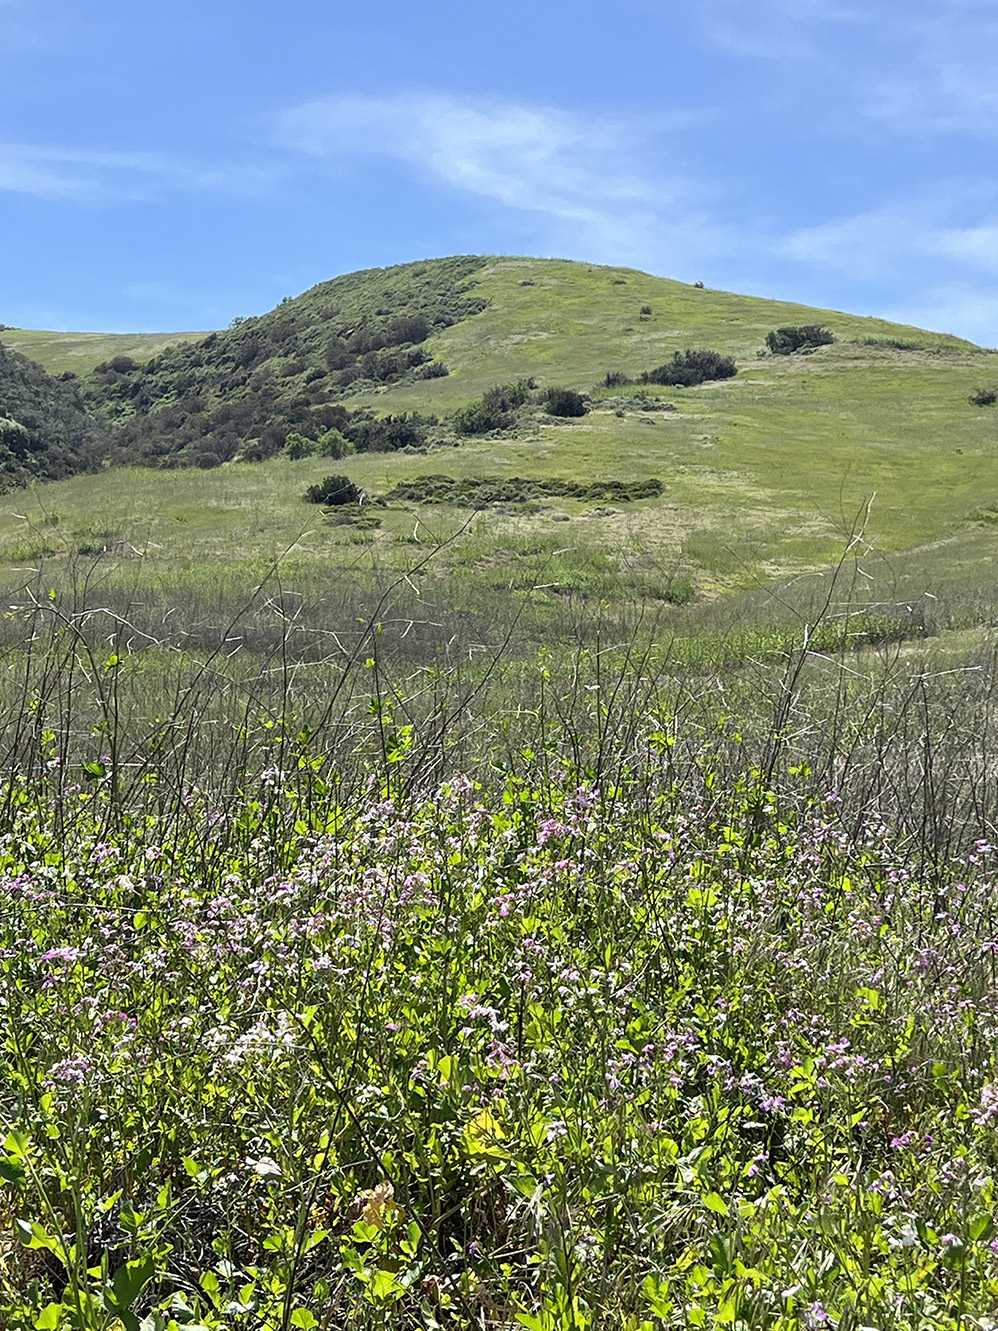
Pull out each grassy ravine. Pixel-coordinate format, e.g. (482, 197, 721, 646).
(3, 549, 998, 1329)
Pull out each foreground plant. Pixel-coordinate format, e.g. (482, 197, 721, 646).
(1, 714, 998, 1330)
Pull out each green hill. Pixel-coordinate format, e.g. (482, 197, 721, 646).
(0, 327, 206, 376)
(0, 341, 98, 489)
(3, 253, 998, 605)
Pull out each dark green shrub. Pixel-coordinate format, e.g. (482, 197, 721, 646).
(640, 305, 653, 316)
(303, 474, 362, 505)
(970, 386, 997, 406)
(766, 325, 834, 355)
(642, 349, 736, 388)
(344, 413, 430, 453)
(543, 387, 588, 417)
(603, 371, 630, 388)
(452, 380, 536, 436)
(317, 428, 352, 458)
(283, 431, 316, 460)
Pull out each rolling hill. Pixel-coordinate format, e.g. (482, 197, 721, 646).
(2, 254, 997, 603)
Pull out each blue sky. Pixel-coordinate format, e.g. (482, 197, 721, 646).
(3, 0, 998, 341)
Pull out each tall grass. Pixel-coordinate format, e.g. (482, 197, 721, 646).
(3, 534, 998, 1327)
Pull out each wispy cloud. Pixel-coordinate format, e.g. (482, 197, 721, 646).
(273, 91, 729, 270)
(699, 0, 998, 140)
(0, 142, 272, 202)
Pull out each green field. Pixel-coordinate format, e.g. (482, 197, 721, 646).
(4, 259, 998, 1329)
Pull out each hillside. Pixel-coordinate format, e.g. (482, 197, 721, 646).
(3, 254, 998, 600)
(0, 327, 205, 377)
(0, 341, 98, 489)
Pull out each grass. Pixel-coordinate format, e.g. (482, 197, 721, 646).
(0, 329, 206, 376)
(3, 555, 998, 1327)
(5, 259, 998, 1326)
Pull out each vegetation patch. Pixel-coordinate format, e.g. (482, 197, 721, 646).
(0, 342, 99, 488)
(640, 348, 737, 387)
(452, 379, 536, 436)
(970, 386, 997, 406)
(383, 473, 664, 507)
(83, 257, 487, 469)
(766, 324, 835, 355)
(303, 473, 363, 505)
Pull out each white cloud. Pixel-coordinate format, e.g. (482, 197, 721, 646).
(0, 142, 271, 202)
(699, 0, 998, 140)
(273, 91, 729, 271)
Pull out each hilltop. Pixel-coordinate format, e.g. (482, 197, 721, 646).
(2, 255, 997, 597)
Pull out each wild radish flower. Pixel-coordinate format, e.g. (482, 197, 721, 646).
(46, 1055, 90, 1085)
(975, 1082, 998, 1126)
(245, 1155, 282, 1177)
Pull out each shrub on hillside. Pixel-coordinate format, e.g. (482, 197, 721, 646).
(303, 474, 362, 505)
(283, 431, 316, 460)
(317, 428, 353, 457)
(452, 379, 536, 436)
(343, 413, 430, 453)
(766, 325, 835, 355)
(970, 386, 997, 406)
(543, 387, 588, 418)
(641, 349, 737, 388)
(603, 371, 631, 388)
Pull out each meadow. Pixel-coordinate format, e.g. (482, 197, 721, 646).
(0, 512, 998, 1330)
(4, 258, 998, 1328)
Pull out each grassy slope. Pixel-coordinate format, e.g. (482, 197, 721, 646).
(0, 328, 206, 376)
(2, 255, 997, 608)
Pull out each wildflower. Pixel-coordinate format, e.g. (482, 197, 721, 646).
(46, 1055, 91, 1085)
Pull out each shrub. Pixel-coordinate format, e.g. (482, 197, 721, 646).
(640, 305, 653, 316)
(641, 349, 737, 388)
(416, 361, 449, 379)
(303, 474, 362, 505)
(603, 371, 630, 388)
(543, 387, 588, 418)
(970, 386, 997, 406)
(283, 431, 316, 460)
(344, 413, 430, 453)
(316, 428, 352, 458)
(452, 380, 536, 436)
(766, 325, 835, 355)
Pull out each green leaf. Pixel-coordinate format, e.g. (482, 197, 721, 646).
(703, 1192, 729, 1216)
(290, 1312, 319, 1330)
(33, 1305, 61, 1330)
(0, 1156, 26, 1187)
(109, 1254, 157, 1310)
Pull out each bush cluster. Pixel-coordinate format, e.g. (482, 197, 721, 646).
(85, 257, 486, 469)
(452, 380, 536, 436)
(641, 349, 737, 387)
(542, 387, 588, 417)
(766, 325, 835, 355)
(970, 386, 997, 406)
(303, 474, 362, 505)
(383, 474, 664, 507)
(0, 342, 100, 487)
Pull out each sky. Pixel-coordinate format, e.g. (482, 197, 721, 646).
(2, 0, 998, 341)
